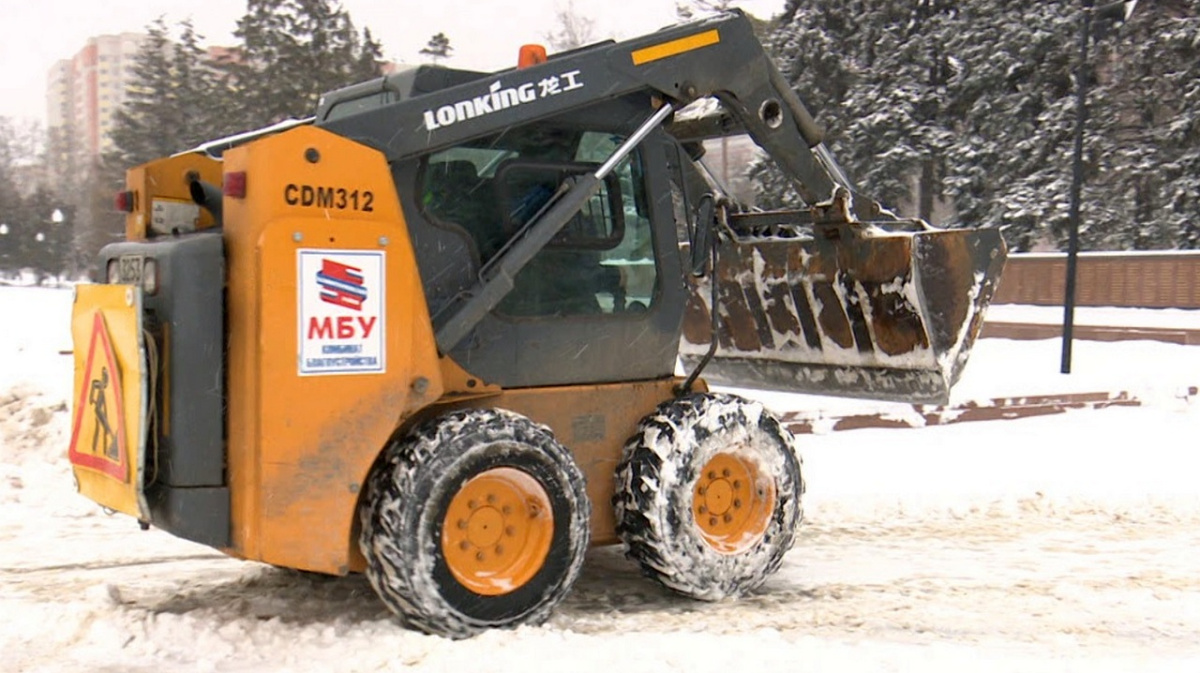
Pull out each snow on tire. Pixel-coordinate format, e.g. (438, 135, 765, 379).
(613, 393, 803, 600)
(359, 408, 590, 638)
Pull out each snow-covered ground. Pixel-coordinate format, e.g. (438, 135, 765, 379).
(2, 285, 1198, 672)
(986, 303, 1200, 331)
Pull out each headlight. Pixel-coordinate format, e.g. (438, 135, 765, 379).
(142, 258, 158, 295)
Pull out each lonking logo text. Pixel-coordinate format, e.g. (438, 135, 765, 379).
(422, 70, 584, 131)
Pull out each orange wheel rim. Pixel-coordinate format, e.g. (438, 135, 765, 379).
(441, 467, 554, 596)
(692, 453, 775, 554)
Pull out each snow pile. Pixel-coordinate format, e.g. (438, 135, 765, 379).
(0, 287, 77, 516)
(0, 385, 71, 505)
(987, 303, 1200, 330)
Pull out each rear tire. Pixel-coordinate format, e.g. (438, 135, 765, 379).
(614, 393, 803, 600)
(360, 408, 590, 638)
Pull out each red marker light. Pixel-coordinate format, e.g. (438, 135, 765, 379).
(114, 190, 135, 212)
(223, 171, 247, 199)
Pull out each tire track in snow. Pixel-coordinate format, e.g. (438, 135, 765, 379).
(1, 553, 227, 575)
(555, 517, 1200, 652)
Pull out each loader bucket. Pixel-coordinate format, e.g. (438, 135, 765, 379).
(680, 218, 1007, 404)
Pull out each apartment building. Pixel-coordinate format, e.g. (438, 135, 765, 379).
(46, 33, 146, 168)
(45, 36, 397, 172)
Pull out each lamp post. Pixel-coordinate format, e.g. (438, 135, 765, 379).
(0, 223, 8, 281)
(1060, 0, 1138, 374)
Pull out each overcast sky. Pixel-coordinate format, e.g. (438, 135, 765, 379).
(3, 0, 785, 126)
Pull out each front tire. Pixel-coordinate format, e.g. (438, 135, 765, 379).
(613, 393, 803, 600)
(360, 408, 590, 638)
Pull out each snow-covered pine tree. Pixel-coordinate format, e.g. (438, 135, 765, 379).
(226, 0, 383, 129)
(108, 19, 189, 168)
(749, 0, 860, 210)
(1096, 0, 1200, 249)
(419, 33, 453, 64)
(752, 0, 964, 222)
(753, 0, 1199, 251)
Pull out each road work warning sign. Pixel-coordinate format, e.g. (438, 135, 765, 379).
(67, 284, 149, 520)
(298, 249, 386, 376)
(68, 312, 130, 481)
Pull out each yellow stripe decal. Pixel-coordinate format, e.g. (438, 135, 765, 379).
(631, 30, 720, 66)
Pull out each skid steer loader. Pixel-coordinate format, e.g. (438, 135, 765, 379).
(66, 10, 1005, 637)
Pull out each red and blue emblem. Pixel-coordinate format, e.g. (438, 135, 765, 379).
(317, 259, 367, 310)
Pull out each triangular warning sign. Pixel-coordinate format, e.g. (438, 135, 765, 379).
(68, 311, 129, 482)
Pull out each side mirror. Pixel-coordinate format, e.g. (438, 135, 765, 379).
(690, 194, 716, 276)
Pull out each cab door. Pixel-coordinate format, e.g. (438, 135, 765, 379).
(408, 99, 688, 388)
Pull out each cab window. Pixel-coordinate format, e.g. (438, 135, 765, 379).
(422, 128, 657, 317)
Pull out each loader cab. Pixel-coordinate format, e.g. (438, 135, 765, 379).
(396, 94, 689, 389)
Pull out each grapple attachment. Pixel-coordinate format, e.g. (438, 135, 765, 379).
(680, 212, 1007, 404)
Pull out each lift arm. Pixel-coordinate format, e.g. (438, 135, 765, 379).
(318, 10, 857, 212)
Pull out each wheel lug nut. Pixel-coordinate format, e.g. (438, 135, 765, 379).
(708, 471, 717, 480)
(698, 505, 707, 514)
(733, 480, 741, 490)
(468, 499, 478, 509)
(723, 513, 732, 523)
(495, 545, 504, 555)
(486, 493, 496, 504)
(505, 526, 516, 537)
(502, 505, 512, 515)
(459, 541, 470, 551)
(733, 499, 742, 509)
(722, 468, 731, 478)
(475, 551, 485, 561)
(457, 519, 468, 530)
(709, 516, 718, 527)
